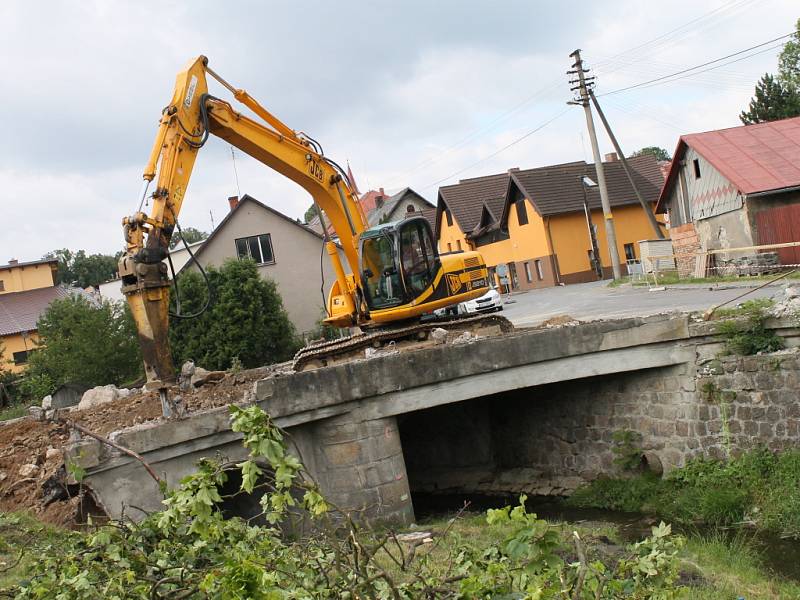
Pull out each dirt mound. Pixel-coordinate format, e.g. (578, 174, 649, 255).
(0, 366, 275, 526)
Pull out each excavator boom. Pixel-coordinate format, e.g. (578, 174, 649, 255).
(120, 56, 491, 401)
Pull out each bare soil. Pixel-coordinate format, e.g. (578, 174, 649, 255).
(0, 367, 270, 527)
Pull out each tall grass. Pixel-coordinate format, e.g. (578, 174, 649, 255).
(568, 448, 800, 538)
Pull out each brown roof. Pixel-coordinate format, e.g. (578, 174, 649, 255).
(509, 154, 664, 218)
(418, 207, 437, 230)
(0, 286, 72, 336)
(437, 172, 510, 237)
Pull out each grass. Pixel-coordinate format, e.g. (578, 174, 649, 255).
(378, 510, 800, 598)
(0, 402, 30, 422)
(680, 534, 800, 600)
(3, 506, 799, 597)
(568, 447, 800, 538)
(0, 512, 68, 590)
(608, 270, 800, 288)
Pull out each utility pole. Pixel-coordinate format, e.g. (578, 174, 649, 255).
(589, 92, 665, 239)
(568, 49, 622, 280)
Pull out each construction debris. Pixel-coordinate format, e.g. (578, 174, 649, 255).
(77, 385, 134, 410)
(0, 366, 272, 526)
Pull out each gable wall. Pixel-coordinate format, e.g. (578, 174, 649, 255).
(185, 201, 340, 335)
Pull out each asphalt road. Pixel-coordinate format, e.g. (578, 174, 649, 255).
(499, 280, 782, 327)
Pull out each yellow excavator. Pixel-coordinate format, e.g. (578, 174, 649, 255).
(120, 56, 508, 413)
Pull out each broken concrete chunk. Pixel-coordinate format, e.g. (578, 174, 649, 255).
(18, 464, 39, 478)
(117, 388, 132, 399)
(45, 447, 61, 461)
(191, 368, 226, 387)
(396, 531, 434, 544)
(430, 328, 448, 344)
(28, 406, 44, 420)
(41, 395, 52, 410)
(78, 384, 120, 410)
(451, 331, 475, 345)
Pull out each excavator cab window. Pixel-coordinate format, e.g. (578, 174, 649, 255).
(399, 219, 436, 296)
(361, 233, 403, 310)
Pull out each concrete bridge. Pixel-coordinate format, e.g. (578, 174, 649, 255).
(76, 313, 800, 524)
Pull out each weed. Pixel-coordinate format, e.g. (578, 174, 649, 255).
(611, 429, 644, 471)
(715, 299, 784, 355)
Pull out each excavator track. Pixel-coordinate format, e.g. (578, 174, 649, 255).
(292, 313, 514, 372)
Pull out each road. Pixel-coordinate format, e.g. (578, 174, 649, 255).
(499, 280, 782, 327)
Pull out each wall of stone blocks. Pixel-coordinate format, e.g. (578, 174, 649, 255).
(310, 414, 414, 525)
(398, 347, 800, 497)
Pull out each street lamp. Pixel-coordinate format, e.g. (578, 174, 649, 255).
(580, 175, 604, 280)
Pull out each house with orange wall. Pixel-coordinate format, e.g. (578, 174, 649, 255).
(0, 258, 65, 372)
(435, 154, 665, 289)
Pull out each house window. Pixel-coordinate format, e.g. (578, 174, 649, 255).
(535, 259, 544, 280)
(447, 242, 452, 252)
(456, 240, 462, 251)
(235, 234, 275, 264)
(12, 350, 28, 365)
(624, 243, 636, 261)
(524, 262, 532, 283)
(445, 209, 453, 227)
(693, 159, 701, 179)
(0, 280, 4, 292)
(515, 199, 529, 226)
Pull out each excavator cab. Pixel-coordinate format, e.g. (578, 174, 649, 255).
(359, 216, 439, 311)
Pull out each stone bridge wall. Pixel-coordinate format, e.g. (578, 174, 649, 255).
(401, 347, 800, 498)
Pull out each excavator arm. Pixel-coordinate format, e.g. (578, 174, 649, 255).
(119, 56, 366, 399)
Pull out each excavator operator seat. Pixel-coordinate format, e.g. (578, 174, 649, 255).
(359, 216, 440, 311)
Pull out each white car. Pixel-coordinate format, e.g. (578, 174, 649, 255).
(435, 286, 504, 316)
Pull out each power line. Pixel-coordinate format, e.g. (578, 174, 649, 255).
(420, 108, 570, 191)
(625, 42, 785, 92)
(593, 0, 755, 68)
(597, 31, 794, 96)
(382, 77, 564, 187)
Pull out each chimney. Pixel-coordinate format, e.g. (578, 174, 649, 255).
(379, 187, 385, 196)
(228, 195, 240, 212)
(8, 258, 18, 266)
(508, 167, 520, 172)
(604, 152, 619, 162)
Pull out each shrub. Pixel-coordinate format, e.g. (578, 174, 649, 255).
(170, 259, 301, 371)
(25, 295, 142, 391)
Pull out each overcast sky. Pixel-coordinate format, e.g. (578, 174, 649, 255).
(1, 0, 797, 262)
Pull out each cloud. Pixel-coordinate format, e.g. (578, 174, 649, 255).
(1, 0, 796, 261)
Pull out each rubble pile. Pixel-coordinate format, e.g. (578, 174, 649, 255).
(0, 364, 280, 526)
(770, 284, 800, 319)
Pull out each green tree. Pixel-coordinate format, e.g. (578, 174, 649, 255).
(741, 19, 800, 124)
(778, 18, 800, 90)
(44, 248, 120, 288)
(303, 203, 318, 223)
(170, 259, 299, 370)
(25, 295, 143, 390)
(630, 146, 671, 161)
(169, 226, 209, 249)
(740, 73, 800, 124)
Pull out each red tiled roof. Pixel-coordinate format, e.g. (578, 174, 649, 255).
(657, 116, 800, 211)
(0, 286, 72, 336)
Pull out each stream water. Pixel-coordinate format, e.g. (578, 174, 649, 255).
(412, 493, 800, 582)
